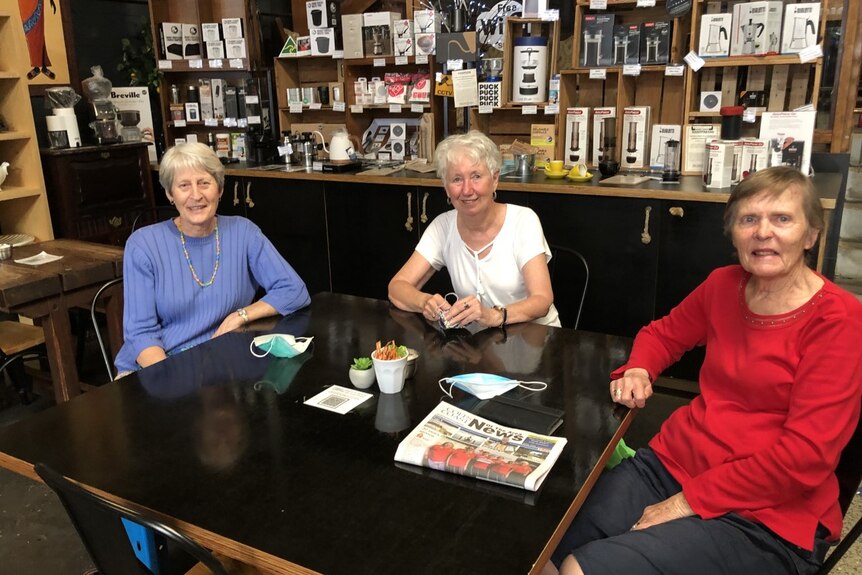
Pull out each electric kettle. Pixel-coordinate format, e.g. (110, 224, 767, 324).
(320, 130, 358, 161)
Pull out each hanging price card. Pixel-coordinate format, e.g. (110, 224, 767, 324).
(589, 68, 607, 79)
(395, 56, 409, 66)
(333, 101, 346, 112)
(208, 59, 223, 68)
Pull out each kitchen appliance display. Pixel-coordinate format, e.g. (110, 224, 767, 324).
(512, 36, 548, 103)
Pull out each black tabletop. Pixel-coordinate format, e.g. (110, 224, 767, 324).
(0, 293, 631, 575)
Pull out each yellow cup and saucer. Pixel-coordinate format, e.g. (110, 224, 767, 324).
(567, 163, 593, 182)
(544, 160, 568, 179)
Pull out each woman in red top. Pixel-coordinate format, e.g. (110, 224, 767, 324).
(545, 167, 862, 575)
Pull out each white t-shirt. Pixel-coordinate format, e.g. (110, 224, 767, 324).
(415, 204, 560, 326)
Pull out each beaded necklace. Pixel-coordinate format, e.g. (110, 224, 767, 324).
(176, 218, 220, 287)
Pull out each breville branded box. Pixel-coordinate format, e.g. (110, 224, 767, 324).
(781, 3, 820, 54)
(564, 107, 589, 167)
(639, 21, 671, 64)
(649, 124, 682, 170)
(740, 138, 770, 178)
(622, 106, 650, 169)
(698, 14, 732, 57)
(342, 14, 364, 59)
(160, 22, 183, 60)
(730, 1, 783, 56)
(182, 24, 202, 59)
(703, 140, 735, 189)
(581, 14, 615, 67)
(592, 107, 616, 168)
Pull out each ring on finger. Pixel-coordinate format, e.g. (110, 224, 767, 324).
(614, 388, 622, 398)
(464, 302, 470, 309)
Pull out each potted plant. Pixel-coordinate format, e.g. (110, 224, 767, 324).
(348, 356, 375, 389)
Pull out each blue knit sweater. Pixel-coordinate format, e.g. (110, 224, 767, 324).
(114, 216, 311, 373)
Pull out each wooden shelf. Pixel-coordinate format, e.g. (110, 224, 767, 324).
(0, 131, 31, 142)
(699, 54, 820, 68)
(0, 186, 46, 201)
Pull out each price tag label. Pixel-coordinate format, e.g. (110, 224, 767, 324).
(544, 104, 559, 115)
(309, 102, 322, 110)
(522, 105, 538, 115)
(247, 116, 261, 125)
(158, 60, 173, 70)
(174, 120, 186, 127)
(229, 58, 244, 69)
(416, 54, 429, 64)
(389, 104, 402, 113)
(289, 103, 303, 113)
(623, 64, 641, 76)
(447, 59, 464, 71)
(589, 0, 607, 9)
(189, 59, 203, 69)
(312, 161, 323, 171)
(478, 105, 494, 114)
(683, 51, 705, 72)
(333, 101, 346, 112)
(223, 118, 237, 127)
(332, 50, 344, 59)
(373, 58, 386, 67)
(539, 9, 559, 21)
(208, 59, 223, 68)
(665, 64, 685, 76)
(798, 44, 822, 63)
(237, 118, 248, 128)
(589, 68, 607, 79)
(395, 56, 409, 66)
(245, 95, 259, 104)
(636, 0, 656, 6)
(742, 109, 757, 123)
(411, 103, 425, 113)
(350, 105, 364, 113)
(204, 118, 219, 127)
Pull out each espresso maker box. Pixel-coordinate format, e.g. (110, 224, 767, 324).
(564, 108, 590, 167)
(581, 14, 615, 67)
(160, 22, 183, 60)
(781, 3, 820, 54)
(703, 140, 737, 189)
(592, 107, 616, 168)
(740, 138, 770, 178)
(730, 1, 783, 56)
(698, 13, 732, 57)
(622, 106, 650, 169)
(639, 21, 671, 64)
(649, 124, 682, 171)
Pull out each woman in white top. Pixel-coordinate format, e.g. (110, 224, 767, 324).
(388, 130, 560, 328)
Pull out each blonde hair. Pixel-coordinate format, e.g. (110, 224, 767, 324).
(434, 130, 502, 181)
(159, 142, 225, 193)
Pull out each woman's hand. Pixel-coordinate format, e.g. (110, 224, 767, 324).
(422, 293, 450, 323)
(609, 368, 653, 408)
(630, 492, 694, 531)
(213, 312, 246, 338)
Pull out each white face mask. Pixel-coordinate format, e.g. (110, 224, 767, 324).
(438, 373, 548, 400)
(249, 334, 313, 358)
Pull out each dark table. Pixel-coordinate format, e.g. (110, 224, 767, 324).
(0, 293, 632, 575)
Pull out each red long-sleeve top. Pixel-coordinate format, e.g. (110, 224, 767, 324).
(612, 265, 862, 550)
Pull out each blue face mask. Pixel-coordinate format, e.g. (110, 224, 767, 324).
(438, 373, 548, 400)
(250, 334, 313, 359)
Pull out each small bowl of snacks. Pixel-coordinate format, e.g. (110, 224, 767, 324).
(371, 340, 409, 394)
(405, 348, 420, 379)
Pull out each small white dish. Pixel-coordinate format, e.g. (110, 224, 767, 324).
(348, 367, 375, 389)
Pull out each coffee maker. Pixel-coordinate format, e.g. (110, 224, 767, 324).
(740, 19, 765, 55)
(118, 109, 142, 142)
(81, 66, 119, 144)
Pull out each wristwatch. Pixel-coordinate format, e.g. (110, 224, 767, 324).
(236, 308, 249, 323)
(493, 305, 507, 328)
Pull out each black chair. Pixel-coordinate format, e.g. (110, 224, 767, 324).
(34, 463, 228, 575)
(548, 245, 589, 329)
(90, 278, 123, 381)
(130, 205, 178, 233)
(0, 321, 47, 404)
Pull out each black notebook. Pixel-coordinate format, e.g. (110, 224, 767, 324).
(467, 395, 564, 436)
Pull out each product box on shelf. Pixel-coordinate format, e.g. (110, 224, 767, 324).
(206, 41, 225, 59)
(201, 23, 220, 43)
(222, 18, 243, 40)
(682, 123, 719, 173)
(394, 19, 413, 39)
(622, 106, 650, 169)
(342, 14, 364, 58)
(160, 22, 183, 60)
(730, 1, 782, 57)
(740, 138, 770, 178)
(592, 107, 616, 168)
(581, 14, 614, 67)
(311, 28, 335, 56)
(297, 36, 312, 56)
(306, 0, 327, 30)
(199, 82, 213, 120)
(625, 24, 641, 65)
(698, 14, 732, 57)
(649, 124, 681, 171)
(224, 85, 238, 119)
(395, 38, 414, 56)
(530, 124, 556, 168)
(211, 79, 227, 119)
(363, 12, 400, 57)
(413, 10, 441, 34)
(564, 108, 589, 167)
(415, 33, 436, 56)
(639, 21, 671, 65)
(182, 24, 202, 59)
(703, 139, 736, 189)
(781, 3, 820, 54)
(225, 38, 247, 59)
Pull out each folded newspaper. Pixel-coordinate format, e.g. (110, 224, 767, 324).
(394, 402, 567, 492)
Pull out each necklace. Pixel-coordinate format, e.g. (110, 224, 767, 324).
(177, 219, 220, 287)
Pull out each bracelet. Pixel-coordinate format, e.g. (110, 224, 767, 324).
(493, 305, 507, 328)
(236, 308, 249, 323)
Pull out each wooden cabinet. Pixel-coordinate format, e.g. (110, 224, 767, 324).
(0, 4, 53, 241)
(41, 143, 156, 245)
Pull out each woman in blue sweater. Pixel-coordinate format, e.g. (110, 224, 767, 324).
(114, 143, 310, 375)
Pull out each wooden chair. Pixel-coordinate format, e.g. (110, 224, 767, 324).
(0, 320, 46, 403)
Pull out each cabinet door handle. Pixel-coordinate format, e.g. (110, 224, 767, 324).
(641, 206, 652, 245)
(108, 216, 122, 228)
(669, 206, 684, 218)
(420, 192, 429, 223)
(245, 181, 255, 208)
(404, 192, 414, 232)
(233, 181, 240, 206)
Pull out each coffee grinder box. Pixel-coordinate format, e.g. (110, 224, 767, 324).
(581, 14, 615, 67)
(564, 108, 590, 167)
(363, 12, 400, 57)
(704, 140, 735, 189)
(342, 14, 364, 59)
(210, 79, 227, 119)
(622, 106, 650, 169)
(530, 123, 556, 168)
(639, 21, 671, 64)
(310, 28, 335, 56)
(221, 18, 244, 39)
(699, 14, 732, 57)
(649, 124, 682, 171)
(592, 107, 616, 168)
(730, 1, 783, 56)
(160, 22, 183, 60)
(740, 138, 770, 178)
(781, 3, 820, 54)
(182, 24, 202, 59)
(626, 24, 641, 64)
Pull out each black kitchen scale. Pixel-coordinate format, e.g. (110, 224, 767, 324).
(321, 160, 363, 173)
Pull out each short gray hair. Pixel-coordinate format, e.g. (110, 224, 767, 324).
(434, 130, 502, 181)
(159, 142, 225, 193)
